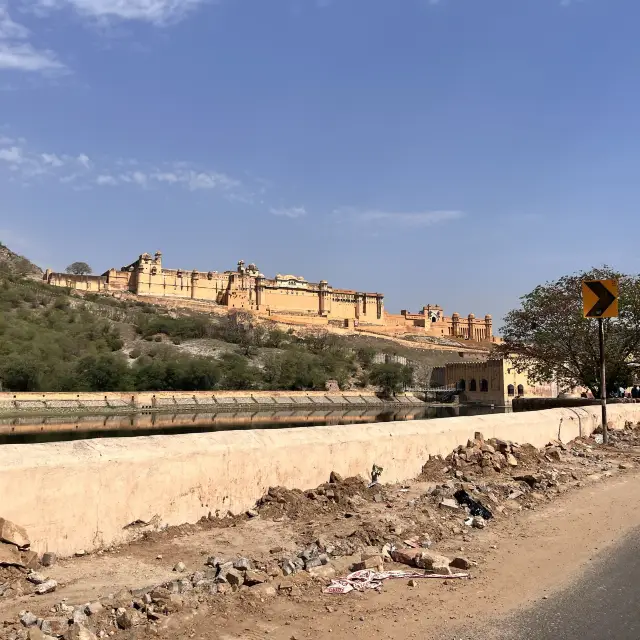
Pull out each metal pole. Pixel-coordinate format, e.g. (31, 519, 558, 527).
(599, 317, 608, 444)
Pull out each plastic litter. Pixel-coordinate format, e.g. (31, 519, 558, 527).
(368, 463, 384, 488)
(323, 568, 469, 594)
(454, 489, 493, 520)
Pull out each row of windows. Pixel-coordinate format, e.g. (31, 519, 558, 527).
(457, 379, 525, 396)
(458, 379, 489, 392)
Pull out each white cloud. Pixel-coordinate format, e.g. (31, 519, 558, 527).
(0, 133, 258, 200)
(131, 170, 147, 186)
(77, 153, 91, 168)
(41, 152, 63, 167)
(270, 206, 307, 219)
(30, 0, 209, 25)
(0, 145, 23, 163)
(0, 6, 66, 73)
(187, 170, 239, 191)
(334, 207, 464, 227)
(0, 7, 29, 39)
(96, 174, 117, 185)
(152, 171, 179, 183)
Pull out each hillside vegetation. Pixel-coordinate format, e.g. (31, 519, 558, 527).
(0, 245, 480, 393)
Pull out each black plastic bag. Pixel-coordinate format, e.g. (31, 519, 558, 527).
(454, 489, 493, 520)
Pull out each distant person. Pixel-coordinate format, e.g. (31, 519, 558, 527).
(632, 386, 640, 400)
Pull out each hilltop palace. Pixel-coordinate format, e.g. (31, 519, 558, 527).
(44, 251, 494, 342)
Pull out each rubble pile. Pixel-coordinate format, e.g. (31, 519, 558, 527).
(431, 431, 565, 478)
(256, 473, 385, 520)
(0, 518, 59, 602)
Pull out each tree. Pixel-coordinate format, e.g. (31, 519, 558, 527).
(497, 267, 640, 398)
(370, 362, 414, 397)
(65, 262, 92, 276)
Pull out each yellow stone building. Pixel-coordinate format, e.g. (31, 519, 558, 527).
(44, 251, 495, 340)
(444, 359, 558, 406)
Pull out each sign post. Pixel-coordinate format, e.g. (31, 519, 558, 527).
(582, 279, 619, 445)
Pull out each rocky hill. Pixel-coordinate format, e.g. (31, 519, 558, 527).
(0, 243, 488, 393)
(0, 242, 42, 279)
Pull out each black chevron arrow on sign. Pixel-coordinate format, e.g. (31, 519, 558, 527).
(586, 281, 616, 318)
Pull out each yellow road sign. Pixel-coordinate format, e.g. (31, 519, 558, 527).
(582, 279, 619, 318)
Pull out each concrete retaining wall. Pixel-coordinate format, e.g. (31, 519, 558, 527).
(1, 404, 639, 556)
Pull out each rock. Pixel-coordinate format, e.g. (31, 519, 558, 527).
(28, 629, 45, 640)
(506, 453, 518, 467)
(173, 562, 186, 572)
(329, 471, 343, 483)
(178, 578, 193, 593)
(71, 609, 88, 625)
(250, 583, 277, 597)
(438, 498, 460, 512)
(233, 557, 252, 571)
(481, 443, 496, 454)
(390, 548, 421, 566)
(20, 550, 40, 570)
(472, 517, 486, 529)
(244, 570, 268, 586)
(619, 463, 633, 470)
(450, 557, 471, 570)
(39, 619, 67, 636)
(0, 518, 30, 549)
(205, 556, 223, 568)
(414, 551, 452, 575)
(352, 556, 384, 572)
(20, 612, 38, 628)
(281, 559, 296, 576)
(40, 552, 56, 568)
(514, 474, 542, 488)
(420, 534, 433, 548)
(304, 557, 322, 570)
(474, 431, 484, 442)
(0, 542, 22, 566)
(74, 550, 86, 557)
(66, 623, 98, 640)
(116, 608, 143, 630)
(246, 509, 259, 518)
(224, 568, 245, 587)
(407, 579, 417, 587)
(508, 490, 525, 500)
(191, 570, 205, 585)
(27, 572, 48, 585)
(546, 447, 561, 461)
(84, 602, 103, 617)
(35, 580, 57, 595)
(307, 565, 336, 580)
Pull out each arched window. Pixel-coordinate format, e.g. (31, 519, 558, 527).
(517, 384, 525, 396)
(480, 379, 489, 392)
(469, 379, 477, 392)
(507, 384, 515, 396)
(457, 379, 466, 392)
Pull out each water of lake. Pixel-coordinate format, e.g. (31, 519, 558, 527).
(0, 404, 508, 445)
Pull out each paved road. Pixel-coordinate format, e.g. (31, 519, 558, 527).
(494, 528, 640, 639)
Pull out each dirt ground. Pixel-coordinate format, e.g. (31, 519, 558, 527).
(3, 426, 640, 640)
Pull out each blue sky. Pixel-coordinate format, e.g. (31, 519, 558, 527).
(0, 0, 638, 324)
